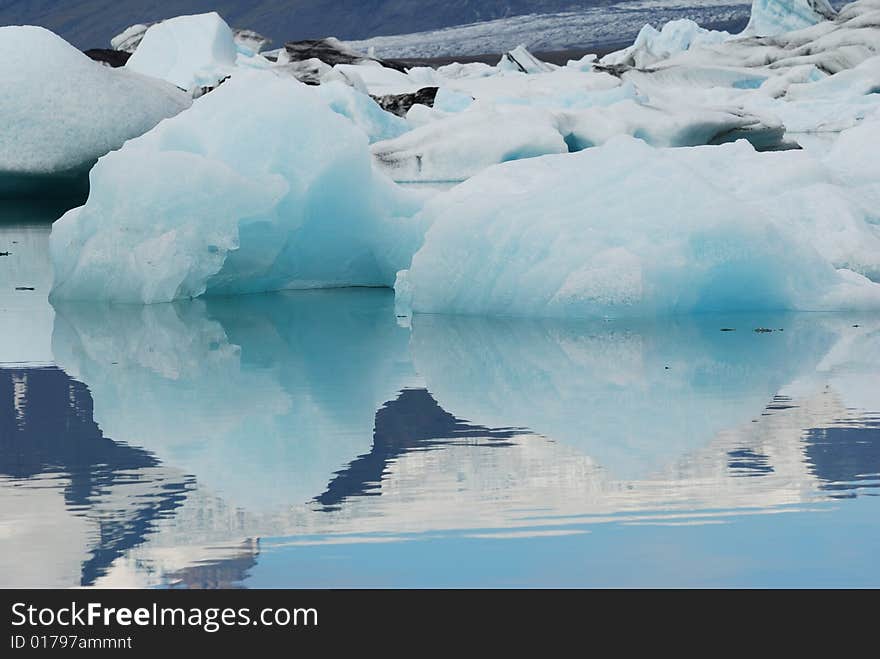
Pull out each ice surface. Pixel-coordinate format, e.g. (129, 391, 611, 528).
(0, 26, 191, 181)
(745, 0, 837, 36)
(126, 13, 238, 92)
(397, 133, 880, 319)
(49, 71, 423, 304)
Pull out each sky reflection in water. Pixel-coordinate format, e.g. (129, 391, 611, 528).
(1, 216, 879, 588)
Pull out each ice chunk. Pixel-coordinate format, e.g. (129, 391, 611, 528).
(272, 57, 332, 85)
(319, 64, 370, 93)
(233, 29, 271, 56)
(317, 81, 410, 143)
(331, 62, 420, 95)
(110, 23, 150, 53)
(49, 71, 423, 304)
(565, 54, 598, 71)
(371, 87, 439, 118)
(0, 26, 191, 189)
(126, 13, 238, 92)
(372, 107, 568, 182)
(745, 0, 837, 37)
(436, 61, 498, 80)
(601, 20, 731, 69)
(497, 45, 553, 74)
(398, 136, 880, 319)
(282, 38, 406, 72)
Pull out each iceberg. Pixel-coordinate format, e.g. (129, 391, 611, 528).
(601, 20, 731, 69)
(0, 26, 191, 195)
(397, 133, 880, 319)
(233, 29, 271, 56)
(372, 87, 439, 117)
(110, 23, 150, 53)
(497, 45, 553, 74)
(745, 0, 837, 37)
(49, 71, 423, 304)
(125, 13, 239, 92)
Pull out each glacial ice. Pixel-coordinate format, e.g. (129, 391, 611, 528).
(397, 134, 880, 319)
(125, 13, 239, 92)
(745, 0, 837, 37)
(49, 71, 423, 304)
(0, 26, 191, 188)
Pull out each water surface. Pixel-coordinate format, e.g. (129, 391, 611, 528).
(1, 206, 879, 588)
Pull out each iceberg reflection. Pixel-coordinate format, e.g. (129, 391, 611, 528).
(0, 290, 878, 586)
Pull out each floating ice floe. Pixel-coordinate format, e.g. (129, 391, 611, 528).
(0, 26, 191, 194)
(396, 125, 880, 319)
(49, 71, 424, 304)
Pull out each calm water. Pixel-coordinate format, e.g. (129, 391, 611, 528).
(2, 202, 879, 588)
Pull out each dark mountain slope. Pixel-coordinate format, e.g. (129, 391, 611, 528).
(0, 1, 615, 49)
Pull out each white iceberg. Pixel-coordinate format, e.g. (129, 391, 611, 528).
(0, 26, 191, 190)
(398, 132, 880, 319)
(601, 20, 731, 69)
(497, 45, 553, 74)
(126, 12, 238, 92)
(745, 0, 837, 37)
(110, 23, 150, 53)
(49, 71, 423, 304)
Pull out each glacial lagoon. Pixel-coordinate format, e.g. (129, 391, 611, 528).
(1, 205, 879, 588)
